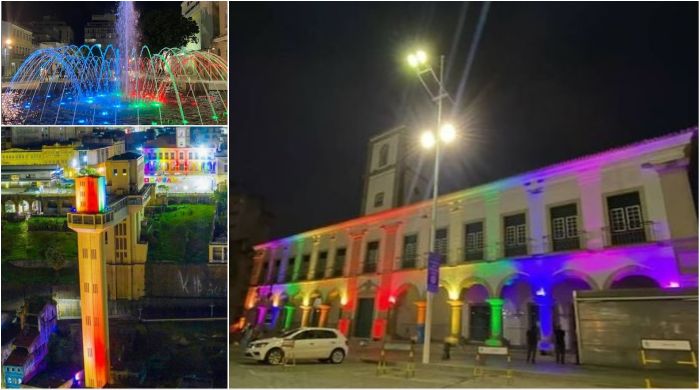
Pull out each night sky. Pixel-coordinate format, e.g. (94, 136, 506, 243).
(1, 1, 180, 44)
(231, 2, 698, 240)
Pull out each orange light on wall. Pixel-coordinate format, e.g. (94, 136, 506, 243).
(75, 176, 106, 213)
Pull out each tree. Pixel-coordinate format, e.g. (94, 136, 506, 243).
(46, 244, 67, 278)
(139, 8, 199, 53)
(157, 184, 170, 207)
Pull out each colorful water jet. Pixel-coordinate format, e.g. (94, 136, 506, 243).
(1, 1, 227, 125)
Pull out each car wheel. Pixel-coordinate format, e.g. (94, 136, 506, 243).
(329, 348, 345, 364)
(265, 348, 284, 365)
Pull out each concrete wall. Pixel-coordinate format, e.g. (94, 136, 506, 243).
(147, 263, 226, 298)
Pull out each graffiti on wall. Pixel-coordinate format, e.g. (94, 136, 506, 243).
(147, 263, 227, 298)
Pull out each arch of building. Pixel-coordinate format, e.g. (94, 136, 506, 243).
(604, 265, 663, 290)
(459, 280, 492, 342)
(389, 282, 421, 340)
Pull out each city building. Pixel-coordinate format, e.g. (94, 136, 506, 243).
(362, 126, 427, 216)
(142, 135, 218, 175)
(5, 127, 92, 148)
(244, 128, 698, 353)
(181, 1, 227, 55)
(84, 14, 116, 48)
(28, 16, 74, 45)
(1, 164, 63, 190)
(2, 297, 57, 389)
(1, 21, 34, 77)
(1, 143, 79, 178)
(76, 140, 127, 176)
(215, 149, 228, 191)
(67, 152, 154, 388)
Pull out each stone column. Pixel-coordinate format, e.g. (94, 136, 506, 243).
(485, 298, 504, 346)
(318, 304, 331, 327)
(415, 300, 427, 343)
(577, 169, 604, 249)
(338, 308, 352, 336)
(446, 300, 464, 344)
(346, 229, 367, 277)
(283, 305, 296, 330)
(256, 305, 267, 327)
(300, 305, 312, 327)
(308, 236, 321, 280)
(536, 296, 554, 353)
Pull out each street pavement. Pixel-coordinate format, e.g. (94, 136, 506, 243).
(230, 341, 698, 388)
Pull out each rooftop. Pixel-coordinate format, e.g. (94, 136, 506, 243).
(109, 152, 142, 161)
(257, 127, 698, 248)
(4, 347, 29, 367)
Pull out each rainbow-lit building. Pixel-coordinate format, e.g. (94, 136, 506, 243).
(67, 152, 154, 388)
(244, 128, 698, 353)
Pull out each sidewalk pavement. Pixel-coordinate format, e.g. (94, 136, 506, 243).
(349, 340, 698, 388)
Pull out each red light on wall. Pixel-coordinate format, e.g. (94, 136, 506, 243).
(75, 176, 106, 213)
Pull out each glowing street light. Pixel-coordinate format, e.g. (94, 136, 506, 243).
(406, 48, 455, 364)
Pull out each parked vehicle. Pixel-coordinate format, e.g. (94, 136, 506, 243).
(245, 327, 348, 365)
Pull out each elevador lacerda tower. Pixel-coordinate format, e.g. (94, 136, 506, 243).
(67, 152, 153, 388)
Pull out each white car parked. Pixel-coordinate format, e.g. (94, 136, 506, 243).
(245, 327, 349, 365)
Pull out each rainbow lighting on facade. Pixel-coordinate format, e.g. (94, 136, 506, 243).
(244, 128, 698, 352)
(75, 176, 107, 213)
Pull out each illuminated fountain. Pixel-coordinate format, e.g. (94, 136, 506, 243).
(1, 2, 227, 125)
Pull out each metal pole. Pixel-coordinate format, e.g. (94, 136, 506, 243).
(422, 54, 444, 364)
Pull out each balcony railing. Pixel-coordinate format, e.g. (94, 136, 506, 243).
(400, 256, 417, 270)
(331, 267, 344, 278)
(464, 248, 485, 262)
(67, 196, 127, 227)
(503, 242, 528, 257)
(542, 232, 586, 253)
(603, 221, 656, 247)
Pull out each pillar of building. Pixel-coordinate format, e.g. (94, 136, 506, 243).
(536, 295, 554, 353)
(577, 170, 604, 249)
(292, 240, 304, 281)
(318, 304, 331, 327)
(484, 192, 501, 260)
(283, 305, 295, 330)
(326, 236, 337, 279)
(338, 308, 352, 336)
(256, 305, 267, 327)
(485, 298, 504, 346)
(300, 305, 312, 327)
(526, 183, 546, 254)
(373, 222, 401, 340)
(307, 236, 321, 280)
(447, 202, 463, 265)
(643, 158, 696, 240)
(415, 300, 427, 343)
(446, 300, 464, 345)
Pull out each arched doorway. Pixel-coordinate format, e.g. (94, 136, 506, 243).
(552, 276, 593, 351)
(18, 200, 30, 215)
(432, 287, 450, 341)
(460, 283, 490, 342)
(500, 276, 535, 347)
(326, 290, 342, 330)
(4, 200, 16, 214)
(31, 200, 41, 214)
(390, 284, 420, 340)
(308, 291, 324, 326)
(610, 275, 660, 289)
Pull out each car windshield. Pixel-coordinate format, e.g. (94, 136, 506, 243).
(279, 328, 300, 338)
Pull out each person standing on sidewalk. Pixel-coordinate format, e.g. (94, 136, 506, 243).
(526, 325, 539, 363)
(554, 326, 566, 364)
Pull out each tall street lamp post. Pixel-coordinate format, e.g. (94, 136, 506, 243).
(407, 50, 456, 364)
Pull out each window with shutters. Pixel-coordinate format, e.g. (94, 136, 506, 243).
(464, 222, 484, 261)
(402, 234, 418, 269)
(606, 191, 647, 245)
(285, 256, 295, 282)
(504, 213, 527, 257)
(333, 248, 346, 277)
(315, 251, 328, 279)
(299, 255, 311, 280)
(549, 203, 580, 251)
(363, 241, 379, 273)
(435, 228, 448, 263)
